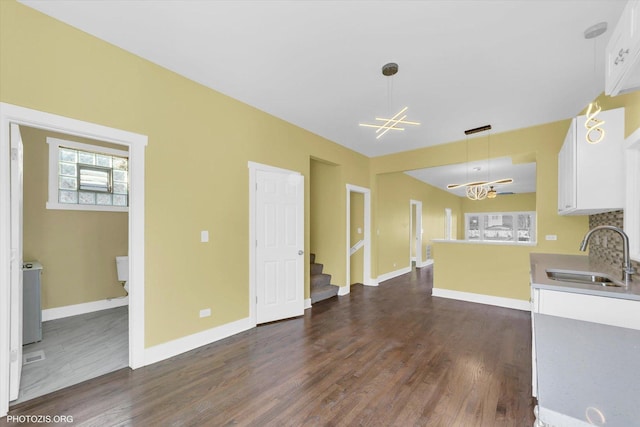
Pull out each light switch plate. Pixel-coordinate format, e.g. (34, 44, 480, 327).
(545, 235, 557, 241)
(201, 230, 209, 243)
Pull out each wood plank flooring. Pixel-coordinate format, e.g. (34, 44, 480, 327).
(5, 267, 535, 426)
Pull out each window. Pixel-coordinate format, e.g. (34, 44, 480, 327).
(47, 138, 129, 212)
(465, 211, 536, 243)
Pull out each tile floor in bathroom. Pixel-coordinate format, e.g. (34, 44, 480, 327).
(12, 306, 128, 405)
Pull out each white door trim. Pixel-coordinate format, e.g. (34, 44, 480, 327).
(410, 200, 425, 267)
(0, 103, 147, 417)
(248, 161, 303, 324)
(346, 184, 373, 290)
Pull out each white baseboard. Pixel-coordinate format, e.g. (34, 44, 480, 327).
(144, 316, 254, 366)
(432, 288, 531, 311)
(416, 259, 434, 268)
(42, 297, 129, 322)
(377, 266, 412, 284)
(304, 298, 312, 309)
(338, 286, 350, 296)
(364, 278, 379, 287)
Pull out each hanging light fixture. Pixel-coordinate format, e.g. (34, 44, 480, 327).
(585, 101, 606, 144)
(584, 22, 607, 144)
(447, 125, 513, 200)
(359, 63, 420, 139)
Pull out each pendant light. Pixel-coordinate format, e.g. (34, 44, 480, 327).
(447, 125, 513, 200)
(584, 22, 607, 144)
(359, 63, 420, 139)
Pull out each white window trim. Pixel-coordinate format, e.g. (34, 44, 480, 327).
(46, 137, 129, 212)
(464, 211, 536, 244)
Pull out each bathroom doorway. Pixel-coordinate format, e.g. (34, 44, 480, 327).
(13, 126, 130, 404)
(0, 103, 147, 416)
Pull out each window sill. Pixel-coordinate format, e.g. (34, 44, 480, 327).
(432, 239, 537, 247)
(46, 202, 128, 213)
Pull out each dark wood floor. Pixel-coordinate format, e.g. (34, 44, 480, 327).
(5, 266, 535, 426)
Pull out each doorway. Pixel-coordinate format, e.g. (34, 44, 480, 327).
(0, 103, 147, 417)
(409, 200, 424, 268)
(346, 184, 373, 289)
(15, 126, 130, 404)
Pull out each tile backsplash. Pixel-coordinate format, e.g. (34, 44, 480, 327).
(588, 210, 640, 273)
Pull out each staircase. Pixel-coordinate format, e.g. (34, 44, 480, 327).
(310, 253, 339, 304)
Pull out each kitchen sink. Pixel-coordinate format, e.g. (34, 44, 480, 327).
(546, 269, 622, 287)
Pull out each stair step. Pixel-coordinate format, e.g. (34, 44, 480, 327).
(310, 263, 323, 275)
(310, 253, 315, 264)
(310, 283, 339, 304)
(311, 273, 331, 288)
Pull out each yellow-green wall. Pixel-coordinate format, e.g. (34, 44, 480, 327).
(0, 0, 370, 347)
(21, 127, 128, 309)
(349, 192, 364, 284)
(376, 172, 462, 276)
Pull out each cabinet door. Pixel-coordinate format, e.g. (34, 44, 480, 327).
(575, 108, 625, 211)
(605, 0, 640, 95)
(605, 17, 629, 95)
(557, 119, 575, 213)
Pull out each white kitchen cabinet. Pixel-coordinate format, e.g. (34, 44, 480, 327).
(605, 0, 640, 96)
(532, 287, 640, 330)
(531, 287, 640, 427)
(625, 127, 640, 262)
(557, 107, 625, 215)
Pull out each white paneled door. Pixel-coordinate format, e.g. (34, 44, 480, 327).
(9, 124, 24, 401)
(255, 169, 304, 324)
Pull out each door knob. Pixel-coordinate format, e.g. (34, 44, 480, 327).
(298, 250, 304, 255)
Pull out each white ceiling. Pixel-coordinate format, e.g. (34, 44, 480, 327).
(20, 0, 625, 158)
(405, 156, 537, 198)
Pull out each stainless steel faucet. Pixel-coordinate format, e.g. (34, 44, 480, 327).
(580, 225, 635, 285)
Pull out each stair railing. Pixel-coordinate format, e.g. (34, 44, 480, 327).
(350, 239, 365, 256)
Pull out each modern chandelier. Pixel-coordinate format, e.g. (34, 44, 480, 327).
(359, 63, 420, 139)
(585, 101, 605, 144)
(583, 22, 607, 145)
(447, 125, 513, 201)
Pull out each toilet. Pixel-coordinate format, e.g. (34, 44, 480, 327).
(115, 256, 129, 293)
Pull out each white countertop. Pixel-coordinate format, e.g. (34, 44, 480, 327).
(432, 239, 536, 246)
(530, 253, 640, 301)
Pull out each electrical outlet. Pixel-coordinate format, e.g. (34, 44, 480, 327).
(201, 230, 209, 243)
(545, 235, 557, 241)
(199, 308, 211, 318)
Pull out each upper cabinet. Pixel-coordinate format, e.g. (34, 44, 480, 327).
(624, 127, 640, 262)
(605, 0, 640, 96)
(558, 108, 625, 215)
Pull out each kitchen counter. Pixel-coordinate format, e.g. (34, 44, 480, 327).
(530, 252, 640, 301)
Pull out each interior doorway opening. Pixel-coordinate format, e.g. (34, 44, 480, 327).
(346, 184, 373, 290)
(409, 200, 425, 268)
(0, 103, 147, 417)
